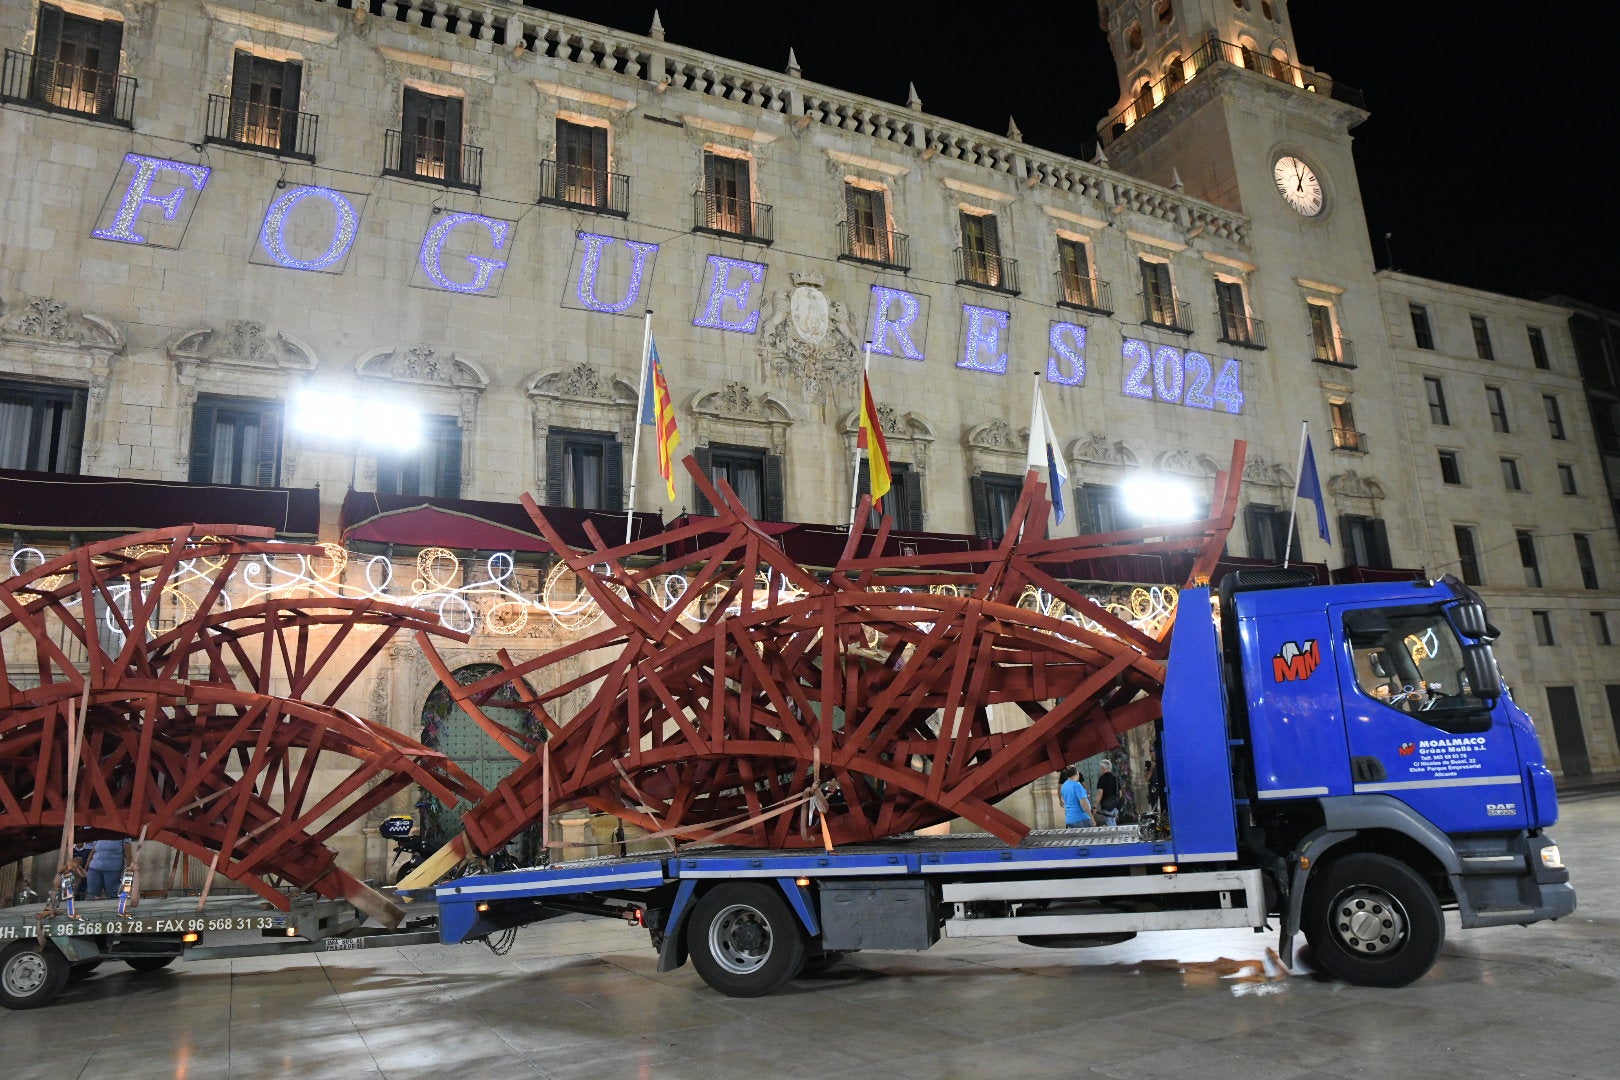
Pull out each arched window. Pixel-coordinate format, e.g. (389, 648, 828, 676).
(1164, 55, 1185, 90)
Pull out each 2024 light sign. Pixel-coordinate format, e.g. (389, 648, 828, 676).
(89, 153, 1244, 414)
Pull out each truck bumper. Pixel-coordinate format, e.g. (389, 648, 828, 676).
(1454, 831, 1575, 928)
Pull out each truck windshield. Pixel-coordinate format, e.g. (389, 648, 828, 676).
(1347, 605, 1489, 720)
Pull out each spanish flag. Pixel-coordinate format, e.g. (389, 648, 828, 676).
(858, 374, 892, 508)
(640, 335, 681, 501)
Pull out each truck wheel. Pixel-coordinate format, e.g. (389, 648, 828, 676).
(1, 941, 70, 1010)
(124, 956, 177, 972)
(686, 883, 806, 997)
(1302, 853, 1443, 987)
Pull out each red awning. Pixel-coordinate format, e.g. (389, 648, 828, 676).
(340, 491, 662, 552)
(0, 468, 320, 538)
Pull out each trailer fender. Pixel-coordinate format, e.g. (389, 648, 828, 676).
(657, 879, 699, 973)
(50, 935, 101, 964)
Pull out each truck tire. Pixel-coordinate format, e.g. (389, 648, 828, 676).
(1302, 853, 1443, 988)
(686, 883, 806, 997)
(1, 941, 70, 1010)
(124, 956, 177, 972)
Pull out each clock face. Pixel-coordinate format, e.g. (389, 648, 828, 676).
(1273, 155, 1324, 216)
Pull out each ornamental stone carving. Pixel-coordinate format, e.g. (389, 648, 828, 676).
(1242, 454, 1293, 488)
(1, 295, 122, 350)
(1, 294, 125, 469)
(1071, 432, 1138, 468)
(358, 344, 487, 391)
(1155, 447, 1221, 478)
(1329, 470, 1385, 501)
(756, 271, 863, 398)
(168, 322, 318, 470)
(690, 382, 794, 454)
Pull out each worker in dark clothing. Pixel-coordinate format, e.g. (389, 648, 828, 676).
(1095, 759, 1121, 826)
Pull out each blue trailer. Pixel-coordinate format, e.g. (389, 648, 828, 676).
(433, 571, 1575, 995)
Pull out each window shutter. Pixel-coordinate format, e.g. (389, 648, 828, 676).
(763, 451, 784, 522)
(591, 124, 608, 207)
(544, 429, 565, 506)
(63, 388, 85, 475)
(376, 453, 401, 495)
(279, 60, 303, 153)
(188, 401, 218, 484)
(604, 434, 625, 511)
(900, 469, 924, 532)
(229, 51, 253, 140)
(702, 150, 717, 221)
(32, 4, 64, 102)
(692, 445, 713, 516)
(93, 16, 122, 117)
(1338, 514, 1356, 563)
(843, 182, 858, 230)
(970, 475, 991, 538)
(434, 420, 462, 498)
(1369, 519, 1391, 569)
(442, 95, 464, 185)
(734, 157, 753, 236)
(980, 213, 1001, 261)
(400, 88, 426, 173)
(253, 404, 282, 489)
(1076, 486, 1099, 536)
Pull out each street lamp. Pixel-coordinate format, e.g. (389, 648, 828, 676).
(292, 389, 421, 489)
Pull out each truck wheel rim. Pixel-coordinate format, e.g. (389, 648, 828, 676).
(3, 952, 48, 997)
(1329, 886, 1408, 957)
(708, 904, 771, 975)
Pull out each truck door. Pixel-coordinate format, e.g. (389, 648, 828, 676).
(1331, 601, 1528, 832)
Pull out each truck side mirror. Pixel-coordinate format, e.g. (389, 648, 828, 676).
(1450, 601, 1490, 639)
(1462, 642, 1503, 700)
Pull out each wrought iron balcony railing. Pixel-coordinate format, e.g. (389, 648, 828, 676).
(1331, 426, 1368, 453)
(1216, 312, 1267, 349)
(1140, 293, 1193, 334)
(383, 128, 483, 191)
(956, 248, 1020, 294)
(837, 221, 910, 270)
(1312, 336, 1357, 368)
(692, 190, 773, 243)
(1, 49, 135, 126)
(205, 93, 318, 161)
(538, 159, 630, 217)
(1055, 273, 1113, 314)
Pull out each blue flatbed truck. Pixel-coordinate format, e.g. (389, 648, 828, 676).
(434, 570, 1574, 995)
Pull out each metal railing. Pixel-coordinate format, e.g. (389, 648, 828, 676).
(205, 93, 318, 161)
(538, 159, 630, 216)
(692, 190, 773, 243)
(1, 49, 135, 126)
(837, 221, 909, 270)
(1331, 427, 1368, 453)
(956, 248, 1020, 294)
(1055, 273, 1113, 314)
(1312, 336, 1357, 367)
(1216, 312, 1267, 349)
(382, 129, 483, 191)
(1140, 294, 1192, 333)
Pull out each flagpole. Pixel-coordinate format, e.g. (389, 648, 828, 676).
(625, 310, 653, 544)
(847, 342, 872, 528)
(1283, 420, 1309, 569)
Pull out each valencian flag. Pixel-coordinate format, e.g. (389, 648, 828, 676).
(858, 373, 892, 508)
(1025, 380, 1069, 524)
(640, 335, 681, 501)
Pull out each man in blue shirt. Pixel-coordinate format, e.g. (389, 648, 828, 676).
(85, 837, 131, 900)
(1058, 766, 1095, 828)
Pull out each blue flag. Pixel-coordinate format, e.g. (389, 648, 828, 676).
(1297, 435, 1331, 543)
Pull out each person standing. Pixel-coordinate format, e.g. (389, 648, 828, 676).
(1095, 759, 1121, 827)
(84, 837, 131, 900)
(1057, 766, 1095, 828)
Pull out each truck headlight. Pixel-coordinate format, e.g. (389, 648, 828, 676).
(1540, 845, 1564, 870)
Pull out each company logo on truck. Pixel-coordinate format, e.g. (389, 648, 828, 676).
(1272, 640, 1320, 682)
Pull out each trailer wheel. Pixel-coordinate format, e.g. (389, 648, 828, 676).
(0, 941, 69, 1010)
(1302, 853, 1443, 987)
(686, 883, 806, 997)
(124, 956, 176, 973)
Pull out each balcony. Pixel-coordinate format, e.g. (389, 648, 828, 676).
(1216, 312, 1267, 349)
(1, 49, 135, 126)
(692, 190, 773, 244)
(1055, 273, 1114, 315)
(837, 221, 910, 270)
(1311, 336, 1357, 369)
(1331, 426, 1368, 453)
(205, 94, 317, 161)
(538, 159, 630, 217)
(383, 129, 483, 191)
(1140, 294, 1193, 334)
(956, 248, 1020, 295)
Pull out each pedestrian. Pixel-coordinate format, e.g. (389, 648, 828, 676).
(1095, 759, 1121, 826)
(1145, 757, 1165, 817)
(84, 836, 132, 900)
(1057, 766, 1095, 828)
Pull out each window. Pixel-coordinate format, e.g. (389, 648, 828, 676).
(1544, 395, 1566, 440)
(1410, 304, 1434, 350)
(1533, 611, 1555, 646)
(693, 443, 783, 522)
(0, 378, 85, 473)
(1244, 504, 1298, 562)
(1559, 463, 1579, 495)
(188, 394, 282, 488)
(1529, 326, 1550, 370)
(377, 414, 463, 499)
(545, 427, 623, 510)
(1058, 238, 1095, 308)
(1518, 529, 1542, 588)
(1308, 303, 1338, 362)
(225, 50, 303, 155)
(24, 3, 124, 119)
(960, 211, 1008, 290)
(1215, 279, 1253, 344)
(1347, 604, 1491, 722)
(1500, 457, 1522, 491)
(971, 472, 1024, 542)
(1471, 315, 1495, 360)
(1424, 377, 1449, 425)
(1339, 515, 1392, 569)
(1140, 258, 1177, 327)
(860, 461, 924, 531)
(1438, 450, 1462, 485)
(701, 151, 754, 237)
(1329, 400, 1362, 451)
(1575, 533, 1599, 590)
(842, 183, 896, 266)
(1592, 611, 1612, 646)
(1454, 525, 1482, 586)
(399, 87, 464, 185)
(555, 118, 609, 209)
(1077, 483, 1126, 536)
(1486, 386, 1510, 433)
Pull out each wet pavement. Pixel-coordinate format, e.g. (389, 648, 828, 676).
(4, 787, 1616, 1080)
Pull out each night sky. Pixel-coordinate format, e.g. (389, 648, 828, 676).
(528, 2, 1611, 307)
